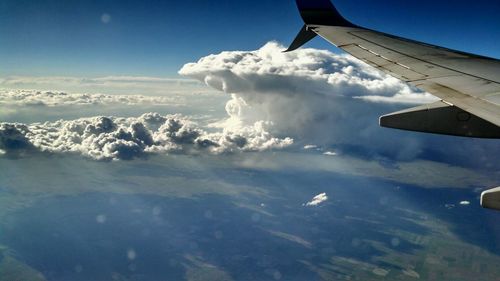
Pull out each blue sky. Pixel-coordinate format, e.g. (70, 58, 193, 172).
(1, 0, 500, 77)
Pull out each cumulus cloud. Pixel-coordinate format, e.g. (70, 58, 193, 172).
(0, 113, 292, 160)
(179, 42, 440, 160)
(0, 123, 34, 151)
(305, 193, 328, 206)
(179, 42, 500, 169)
(303, 145, 318, 150)
(0, 89, 184, 107)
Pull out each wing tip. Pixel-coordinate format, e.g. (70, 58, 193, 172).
(295, 0, 355, 27)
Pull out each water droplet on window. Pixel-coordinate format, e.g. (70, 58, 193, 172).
(96, 214, 107, 224)
(101, 13, 111, 24)
(127, 249, 137, 260)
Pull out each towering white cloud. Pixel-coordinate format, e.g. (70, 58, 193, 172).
(179, 42, 439, 160)
(0, 113, 292, 160)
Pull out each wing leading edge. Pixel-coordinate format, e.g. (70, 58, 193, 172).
(289, 0, 500, 139)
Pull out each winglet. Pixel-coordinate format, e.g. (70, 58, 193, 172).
(295, 0, 355, 27)
(284, 25, 317, 52)
(285, 0, 355, 52)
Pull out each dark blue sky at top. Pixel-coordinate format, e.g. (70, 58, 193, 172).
(1, 0, 499, 77)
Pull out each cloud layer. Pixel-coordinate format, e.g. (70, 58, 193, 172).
(0, 89, 184, 107)
(0, 113, 292, 160)
(2, 42, 498, 168)
(0, 76, 208, 95)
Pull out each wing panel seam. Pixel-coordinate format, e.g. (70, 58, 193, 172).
(346, 31, 500, 86)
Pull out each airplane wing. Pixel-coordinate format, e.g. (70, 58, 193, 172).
(287, 0, 500, 139)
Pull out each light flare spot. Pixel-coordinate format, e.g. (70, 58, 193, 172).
(101, 13, 111, 24)
(127, 249, 137, 261)
(96, 214, 107, 224)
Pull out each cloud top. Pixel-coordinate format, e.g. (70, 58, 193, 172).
(180, 42, 437, 104)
